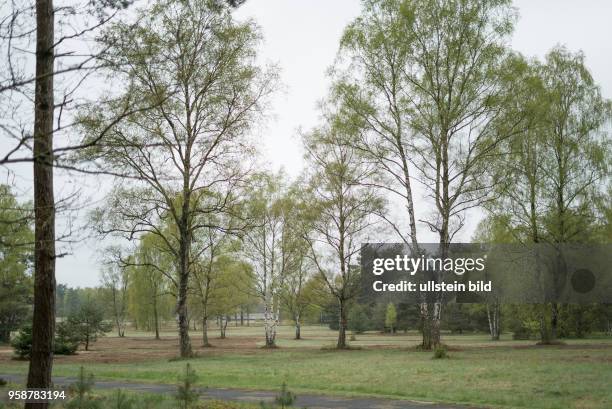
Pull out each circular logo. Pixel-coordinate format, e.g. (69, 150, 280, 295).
(571, 269, 595, 294)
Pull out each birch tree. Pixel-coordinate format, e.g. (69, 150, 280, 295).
(127, 234, 173, 339)
(333, 0, 427, 347)
(333, 0, 521, 348)
(191, 221, 246, 347)
(302, 109, 384, 349)
(386, 0, 519, 347)
(488, 48, 611, 343)
(242, 173, 299, 347)
(280, 246, 313, 340)
(100, 257, 130, 337)
(83, 0, 275, 357)
(334, 0, 419, 248)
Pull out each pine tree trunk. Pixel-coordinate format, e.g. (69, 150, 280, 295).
(26, 0, 56, 406)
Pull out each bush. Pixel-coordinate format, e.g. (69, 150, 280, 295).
(55, 321, 81, 355)
(347, 305, 369, 334)
(512, 327, 535, 340)
(274, 382, 296, 409)
(385, 303, 397, 334)
(0, 377, 7, 386)
(66, 367, 100, 409)
(176, 363, 199, 409)
(10, 325, 32, 358)
(11, 322, 80, 358)
(432, 345, 449, 359)
(66, 300, 112, 351)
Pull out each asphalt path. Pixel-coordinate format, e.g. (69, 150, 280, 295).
(0, 374, 484, 409)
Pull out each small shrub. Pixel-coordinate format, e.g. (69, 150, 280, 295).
(274, 382, 296, 408)
(55, 321, 81, 355)
(347, 305, 370, 334)
(0, 377, 7, 386)
(66, 301, 113, 351)
(66, 366, 100, 409)
(176, 363, 199, 409)
(10, 325, 32, 358)
(11, 322, 80, 358)
(432, 345, 449, 359)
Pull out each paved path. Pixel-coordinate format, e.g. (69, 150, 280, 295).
(1, 374, 482, 409)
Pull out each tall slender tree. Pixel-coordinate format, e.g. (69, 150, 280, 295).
(333, 0, 521, 348)
(27, 0, 56, 399)
(242, 173, 300, 347)
(84, 0, 276, 357)
(302, 108, 384, 349)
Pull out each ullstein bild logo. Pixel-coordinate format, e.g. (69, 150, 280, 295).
(359, 243, 612, 304)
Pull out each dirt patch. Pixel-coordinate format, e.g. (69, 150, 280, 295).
(0, 334, 268, 365)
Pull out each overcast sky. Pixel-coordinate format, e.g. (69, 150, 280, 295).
(3, 0, 611, 287)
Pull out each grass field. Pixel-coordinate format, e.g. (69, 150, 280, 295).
(1, 325, 611, 409)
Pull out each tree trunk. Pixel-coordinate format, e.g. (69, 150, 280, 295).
(153, 296, 160, 340)
(115, 315, 124, 337)
(220, 316, 228, 339)
(337, 299, 347, 349)
(294, 313, 301, 340)
(176, 274, 192, 357)
(263, 292, 276, 347)
(551, 302, 559, 341)
(487, 302, 500, 341)
(202, 316, 210, 347)
(539, 304, 552, 344)
(420, 302, 432, 350)
(26, 0, 56, 407)
(176, 227, 192, 357)
(431, 302, 442, 348)
(0, 329, 10, 344)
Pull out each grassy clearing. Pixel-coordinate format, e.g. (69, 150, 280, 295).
(1, 327, 611, 409)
